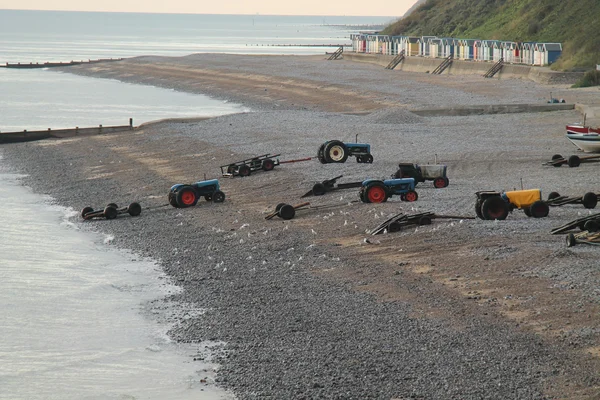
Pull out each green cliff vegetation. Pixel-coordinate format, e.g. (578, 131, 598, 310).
(383, 0, 600, 71)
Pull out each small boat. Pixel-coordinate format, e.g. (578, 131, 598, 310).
(566, 124, 600, 153)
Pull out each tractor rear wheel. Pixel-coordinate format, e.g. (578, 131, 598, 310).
(529, 201, 549, 218)
(582, 192, 598, 209)
(278, 204, 296, 220)
(568, 155, 581, 168)
(433, 177, 447, 188)
(481, 196, 509, 220)
(262, 159, 275, 171)
(404, 190, 418, 202)
(212, 190, 226, 203)
(475, 200, 484, 220)
(365, 183, 388, 203)
(317, 143, 327, 164)
(127, 202, 142, 217)
(176, 186, 198, 208)
(325, 140, 348, 163)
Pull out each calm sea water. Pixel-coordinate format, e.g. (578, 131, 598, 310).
(0, 10, 394, 399)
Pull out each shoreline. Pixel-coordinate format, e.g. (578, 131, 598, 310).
(3, 53, 600, 398)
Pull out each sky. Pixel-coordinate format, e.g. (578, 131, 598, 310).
(0, 0, 419, 17)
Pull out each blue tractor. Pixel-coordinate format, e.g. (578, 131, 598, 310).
(317, 140, 373, 164)
(359, 178, 418, 203)
(168, 179, 225, 208)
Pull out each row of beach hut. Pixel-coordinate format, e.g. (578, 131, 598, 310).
(350, 34, 562, 66)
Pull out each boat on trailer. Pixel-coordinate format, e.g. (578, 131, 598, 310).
(566, 124, 600, 153)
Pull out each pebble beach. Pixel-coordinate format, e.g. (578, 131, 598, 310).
(3, 53, 600, 399)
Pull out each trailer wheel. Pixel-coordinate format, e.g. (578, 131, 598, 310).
(529, 201, 549, 218)
(547, 191, 560, 200)
(388, 221, 402, 232)
(419, 216, 432, 225)
(212, 190, 226, 203)
(262, 159, 275, 171)
(107, 203, 118, 209)
(475, 201, 484, 220)
(481, 196, 508, 220)
(278, 204, 296, 220)
(568, 155, 581, 168)
(176, 186, 198, 208)
(325, 140, 348, 163)
(566, 233, 577, 247)
(433, 177, 447, 188)
(312, 183, 326, 196)
(127, 202, 142, 216)
(276, 203, 287, 213)
(238, 165, 251, 177)
(582, 192, 598, 209)
(81, 207, 94, 219)
(227, 164, 236, 174)
(404, 190, 418, 202)
(584, 220, 600, 232)
(365, 183, 387, 203)
(551, 154, 562, 161)
(104, 205, 118, 220)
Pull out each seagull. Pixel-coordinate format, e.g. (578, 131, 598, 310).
(311, 229, 317, 235)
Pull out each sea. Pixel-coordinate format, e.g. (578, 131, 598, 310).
(0, 10, 395, 399)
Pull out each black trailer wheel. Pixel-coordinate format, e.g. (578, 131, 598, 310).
(212, 190, 226, 203)
(481, 196, 509, 220)
(582, 192, 598, 209)
(529, 201, 549, 218)
(104, 205, 118, 220)
(325, 140, 348, 163)
(404, 190, 418, 202)
(176, 186, 198, 208)
(278, 204, 296, 220)
(81, 207, 94, 219)
(551, 154, 563, 161)
(238, 165, 251, 177)
(127, 202, 142, 217)
(475, 201, 483, 220)
(433, 177, 447, 189)
(168, 192, 178, 208)
(227, 164, 236, 174)
(365, 182, 388, 203)
(566, 233, 577, 247)
(388, 221, 402, 232)
(547, 191, 560, 200)
(568, 155, 581, 168)
(276, 203, 287, 213)
(107, 203, 118, 209)
(262, 159, 275, 171)
(584, 220, 600, 232)
(419, 216, 432, 225)
(312, 183, 326, 196)
(364, 154, 374, 164)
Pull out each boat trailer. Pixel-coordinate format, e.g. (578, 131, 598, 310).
(81, 202, 142, 220)
(301, 175, 363, 198)
(544, 153, 600, 168)
(370, 212, 474, 235)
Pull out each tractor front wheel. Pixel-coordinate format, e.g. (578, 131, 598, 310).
(433, 177, 447, 188)
(529, 201, 549, 218)
(404, 190, 418, 202)
(212, 190, 226, 203)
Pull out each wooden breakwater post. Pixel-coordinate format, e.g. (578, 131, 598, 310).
(0, 119, 136, 144)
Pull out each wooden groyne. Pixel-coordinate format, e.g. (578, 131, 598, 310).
(0, 119, 135, 144)
(0, 58, 124, 69)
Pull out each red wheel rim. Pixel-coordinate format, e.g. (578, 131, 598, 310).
(488, 207, 504, 219)
(367, 186, 386, 203)
(405, 192, 417, 202)
(434, 178, 445, 188)
(181, 190, 196, 205)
